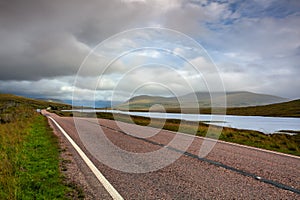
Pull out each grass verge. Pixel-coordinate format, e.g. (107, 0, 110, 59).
(0, 110, 81, 199)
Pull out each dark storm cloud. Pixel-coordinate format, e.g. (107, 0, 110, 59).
(0, 0, 299, 99)
(0, 0, 206, 81)
(0, 0, 85, 80)
(0, 0, 157, 80)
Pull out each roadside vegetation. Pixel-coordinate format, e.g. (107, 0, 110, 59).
(54, 111, 300, 156)
(0, 94, 81, 199)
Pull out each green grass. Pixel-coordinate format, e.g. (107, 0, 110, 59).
(15, 115, 73, 199)
(0, 95, 81, 199)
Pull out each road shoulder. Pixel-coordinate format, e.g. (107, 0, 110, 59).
(47, 117, 112, 200)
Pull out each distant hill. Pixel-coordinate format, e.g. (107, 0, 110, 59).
(0, 94, 71, 123)
(117, 91, 288, 110)
(0, 94, 71, 110)
(199, 99, 300, 117)
(122, 95, 179, 109)
(223, 99, 300, 117)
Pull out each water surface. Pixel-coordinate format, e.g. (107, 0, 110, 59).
(64, 109, 300, 134)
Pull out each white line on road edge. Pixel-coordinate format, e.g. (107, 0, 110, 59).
(48, 116, 124, 200)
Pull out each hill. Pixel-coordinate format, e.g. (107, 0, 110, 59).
(218, 99, 300, 117)
(0, 94, 71, 123)
(117, 91, 287, 111)
(0, 94, 71, 109)
(180, 91, 287, 107)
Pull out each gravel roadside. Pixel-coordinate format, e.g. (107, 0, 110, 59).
(47, 116, 112, 200)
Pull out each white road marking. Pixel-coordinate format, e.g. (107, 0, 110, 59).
(173, 130, 300, 160)
(48, 116, 124, 200)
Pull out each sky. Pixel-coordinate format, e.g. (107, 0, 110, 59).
(0, 0, 299, 102)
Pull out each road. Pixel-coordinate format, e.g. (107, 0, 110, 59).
(43, 111, 300, 199)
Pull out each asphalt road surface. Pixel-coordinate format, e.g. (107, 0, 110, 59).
(43, 111, 300, 199)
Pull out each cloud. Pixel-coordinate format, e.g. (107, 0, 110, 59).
(0, 77, 74, 99)
(0, 0, 299, 99)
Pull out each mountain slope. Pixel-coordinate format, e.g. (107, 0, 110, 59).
(224, 99, 300, 117)
(0, 94, 71, 111)
(0, 94, 72, 123)
(117, 91, 288, 110)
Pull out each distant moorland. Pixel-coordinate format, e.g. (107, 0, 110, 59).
(116, 91, 288, 111)
(202, 99, 300, 117)
(115, 91, 300, 118)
